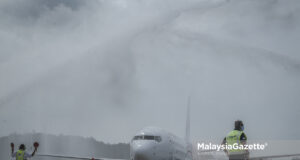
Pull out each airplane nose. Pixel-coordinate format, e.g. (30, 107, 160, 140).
(132, 143, 154, 160)
(134, 153, 148, 160)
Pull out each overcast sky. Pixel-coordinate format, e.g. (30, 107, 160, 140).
(0, 0, 300, 143)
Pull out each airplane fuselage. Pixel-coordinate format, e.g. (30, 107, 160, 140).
(130, 127, 192, 160)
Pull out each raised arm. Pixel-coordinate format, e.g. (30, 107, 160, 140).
(31, 147, 37, 156)
(10, 143, 14, 156)
(32, 142, 39, 157)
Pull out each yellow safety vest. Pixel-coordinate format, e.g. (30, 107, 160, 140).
(225, 130, 247, 154)
(16, 150, 25, 160)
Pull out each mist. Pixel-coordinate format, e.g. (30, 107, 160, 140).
(0, 0, 299, 146)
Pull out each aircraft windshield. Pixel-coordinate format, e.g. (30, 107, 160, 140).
(132, 135, 162, 142)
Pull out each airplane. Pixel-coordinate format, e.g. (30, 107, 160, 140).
(35, 99, 300, 160)
(37, 125, 193, 160)
(37, 98, 194, 160)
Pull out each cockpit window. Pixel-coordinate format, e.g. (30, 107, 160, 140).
(144, 135, 154, 140)
(133, 135, 143, 140)
(132, 135, 162, 142)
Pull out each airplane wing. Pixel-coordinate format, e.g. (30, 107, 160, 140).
(249, 153, 300, 160)
(36, 154, 128, 160)
(37, 153, 300, 160)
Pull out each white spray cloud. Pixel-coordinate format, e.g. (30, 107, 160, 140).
(0, 0, 299, 144)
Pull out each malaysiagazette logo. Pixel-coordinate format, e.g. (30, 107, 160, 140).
(197, 142, 268, 151)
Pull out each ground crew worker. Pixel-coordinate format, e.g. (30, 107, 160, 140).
(11, 143, 37, 160)
(222, 120, 249, 160)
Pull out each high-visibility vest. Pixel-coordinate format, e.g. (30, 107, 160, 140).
(226, 130, 247, 154)
(16, 150, 25, 160)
